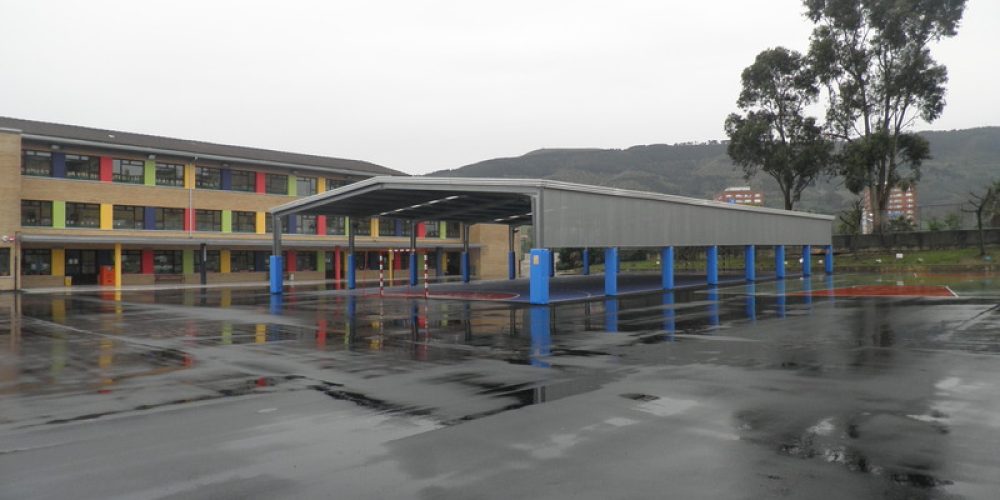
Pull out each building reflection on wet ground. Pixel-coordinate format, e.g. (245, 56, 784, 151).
(1, 272, 1000, 499)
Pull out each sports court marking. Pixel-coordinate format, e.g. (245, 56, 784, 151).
(793, 285, 957, 298)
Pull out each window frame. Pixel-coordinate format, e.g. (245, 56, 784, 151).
(153, 250, 183, 274)
(64, 154, 100, 181)
(113, 205, 145, 230)
(195, 166, 223, 190)
(20, 200, 53, 227)
(296, 176, 317, 196)
(65, 202, 101, 228)
(22, 249, 52, 275)
(21, 150, 52, 177)
(195, 209, 222, 232)
(230, 170, 255, 192)
(112, 158, 145, 184)
(232, 211, 257, 233)
(155, 162, 185, 187)
(265, 173, 288, 195)
(153, 207, 185, 231)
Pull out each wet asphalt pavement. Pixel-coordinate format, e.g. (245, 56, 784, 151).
(2, 273, 1000, 499)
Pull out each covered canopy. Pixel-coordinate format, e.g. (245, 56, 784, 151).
(270, 177, 834, 248)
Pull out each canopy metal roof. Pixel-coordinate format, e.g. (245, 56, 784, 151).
(270, 177, 834, 248)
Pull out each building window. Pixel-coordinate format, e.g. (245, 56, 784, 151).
(446, 221, 462, 239)
(0, 248, 9, 276)
(153, 250, 183, 274)
(231, 250, 256, 272)
(296, 176, 317, 196)
(112, 159, 145, 184)
(121, 250, 142, 274)
(295, 215, 317, 234)
(326, 216, 346, 235)
(352, 217, 371, 236)
(21, 150, 52, 176)
(231, 170, 255, 192)
(113, 205, 145, 230)
(194, 250, 221, 272)
(265, 173, 288, 195)
(233, 211, 256, 233)
(195, 166, 222, 189)
(21, 200, 53, 227)
(22, 249, 51, 275)
(65, 154, 100, 180)
(379, 218, 401, 237)
(65, 202, 100, 228)
(424, 220, 440, 238)
(264, 216, 292, 234)
(325, 178, 347, 191)
(195, 209, 222, 232)
(296, 251, 317, 271)
(154, 208, 185, 230)
(156, 163, 185, 187)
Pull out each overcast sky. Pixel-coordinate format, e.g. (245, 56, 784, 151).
(2, 0, 997, 174)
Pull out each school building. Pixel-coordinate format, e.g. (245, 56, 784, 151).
(0, 117, 509, 291)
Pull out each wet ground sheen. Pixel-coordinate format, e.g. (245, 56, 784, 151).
(2, 273, 999, 499)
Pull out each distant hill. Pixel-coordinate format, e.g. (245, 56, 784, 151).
(431, 127, 1000, 218)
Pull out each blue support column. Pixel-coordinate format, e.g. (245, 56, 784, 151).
(775, 245, 786, 279)
(661, 246, 674, 290)
(508, 251, 516, 280)
(706, 245, 719, 285)
(744, 244, 756, 282)
(825, 244, 834, 275)
(460, 252, 470, 283)
(529, 248, 551, 305)
(604, 298, 619, 332)
(582, 248, 590, 276)
(802, 245, 812, 277)
(269, 255, 283, 294)
(409, 252, 417, 286)
(346, 254, 356, 289)
(529, 306, 551, 367)
(605, 247, 619, 296)
(745, 283, 757, 321)
(662, 292, 676, 339)
(708, 286, 720, 327)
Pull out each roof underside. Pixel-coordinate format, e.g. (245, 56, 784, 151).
(271, 177, 834, 248)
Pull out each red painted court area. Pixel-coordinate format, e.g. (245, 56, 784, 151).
(799, 285, 957, 298)
(383, 291, 521, 301)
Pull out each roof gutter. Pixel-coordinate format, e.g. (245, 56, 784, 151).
(21, 133, 399, 178)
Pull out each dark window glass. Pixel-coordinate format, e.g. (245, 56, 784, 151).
(264, 216, 291, 234)
(195, 166, 222, 189)
(233, 211, 256, 233)
(265, 173, 288, 195)
(295, 215, 317, 234)
(65, 202, 100, 228)
(156, 163, 184, 187)
(296, 251, 317, 271)
(65, 154, 100, 180)
(153, 250, 183, 274)
(379, 218, 407, 237)
(22, 249, 51, 275)
(256, 251, 271, 272)
(121, 250, 142, 274)
(194, 250, 221, 272)
(195, 209, 222, 232)
(154, 208, 185, 230)
(424, 220, 440, 238)
(446, 221, 462, 238)
(326, 216, 346, 235)
(113, 205, 145, 230)
(325, 178, 347, 191)
(296, 176, 317, 196)
(0, 248, 10, 276)
(21, 200, 53, 227)
(21, 150, 52, 176)
(231, 170, 255, 192)
(231, 251, 256, 272)
(112, 159, 144, 184)
(352, 217, 371, 236)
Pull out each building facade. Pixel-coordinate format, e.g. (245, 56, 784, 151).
(861, 185, 918, 234)
(0, 117, 508, 291)
(714, 186, 764, 206)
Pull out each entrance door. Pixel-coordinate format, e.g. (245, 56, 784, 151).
(65, 249, 99, 285)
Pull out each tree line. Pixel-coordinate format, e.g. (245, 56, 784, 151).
(724, 0, 983, 234)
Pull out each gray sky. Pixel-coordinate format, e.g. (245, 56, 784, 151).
(2, 0, 997, 174)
